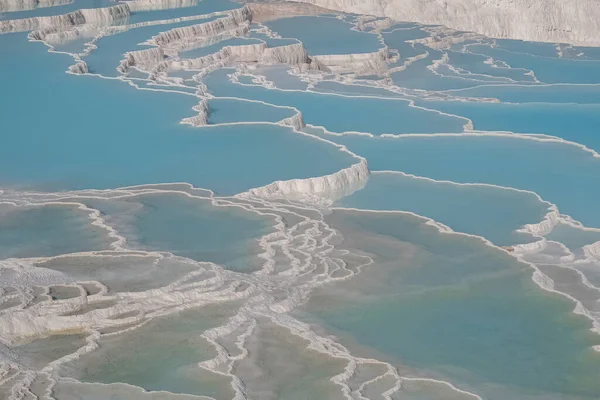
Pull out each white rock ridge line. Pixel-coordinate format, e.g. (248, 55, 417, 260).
(247, 1, 335, 23)
(118, 47, 166, 74)
(149, 5, 253, 48)
(0, 0, 72, 13)
(312, 47, 390, 75)
(125, 0, 198, 12)
(240, 158, 370, 200)
(287, 0, 600, 46)
(161, 42, 324, 76)
(278, 109, 305, 131)
(180, 98, 209, 126)
(161, 41, 391, 79)
(68, 60, 88, 74)
(0, 3, 130, 33)
(583, 241, 600, 263)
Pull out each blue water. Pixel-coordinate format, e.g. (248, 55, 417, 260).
(444, 50, 536, 82)
(51, 35, 94, 55)
(381, 26, 429, 62)
(204, 69, 467, 134)
(493, 39, 561, 58)
(338, 172, 548, 246)
(2, 0, 114, 20)
(83, 16, 220, 76)
(466, 44, 600, 84)
(382, 26, 429, 44)
(435, 63, 515, 84)
(545, 223, 600, 255)
(312, 80, 405, 98)
(265, 16, 383, 55)
(381, 22, 423, 32)
(414, 99, 600, 153)
(248, 28, 299, 47)
(326, 134, 600, 229)
(207, 98, 295, 124)
(1, 0, 236, 30)
(444, 84, 600, 104)
(167, 68, 199, 80)
(390, 45, 488, 91)
(0, 34, 355, 194)
(251, 65, 309, 91)
(576, 46, 600, 60)
(301, 210, 600, 399)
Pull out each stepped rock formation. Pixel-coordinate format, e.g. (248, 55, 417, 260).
(150, 6, 252, 47)
(180, 99, 210, 126)
(157, 41, 328, 78)
(0, 0, 71, 13)
(118, 47, 166, 74)
(0, 3, 130, 33)
(247, 1, 334, 22)
(125, 0, 198, 12)
(68, 60, 88, 74)
(243, 158, 370, 199)
(312, 47, 390, 74)
(286, 0, 600, 46)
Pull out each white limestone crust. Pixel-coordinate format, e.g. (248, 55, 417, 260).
(150, 6, 252, 47)
(312, 47, 390, 74)
(0, 3, 130, 33)
(163, 42, 319, 75)
(288, 0, 600, 46)
(242, 158, 370, 199)
(125, 0, 197, 12)
(118, 47, 165, 74)
(0, 0, 72, 13)
(68, 60, 88, 74)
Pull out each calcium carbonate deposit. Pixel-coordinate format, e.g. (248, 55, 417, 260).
(1, 1, 600, 399)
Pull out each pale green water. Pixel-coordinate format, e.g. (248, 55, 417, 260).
(85, 192, 274, 271)
(62, 303, 239, 398)
(299, 210, 600, 400)
(235, 322, 346, 400)
(0, 203, 112, 259)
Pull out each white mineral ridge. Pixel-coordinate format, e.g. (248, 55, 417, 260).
(166, 42, 318, 73)
(151, 5, 252, 47)
(583, 241, 600, 263)
(125, 0, 197, 12)
(118, 47, 165, 73)
(244, 158, 370, 199)
(30, 24, 98, 44)
(68, 60, 88, 74)
(0, 0, 71, 13)
(262, 42, 309, 64)
(288, 0, 600, 46)
(181, 98, 210, 126)
(312, 47, 390, 74)
(278, 110, 305, 131)
(225, 42, 269, 62)
(0, 3, 130, 33)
